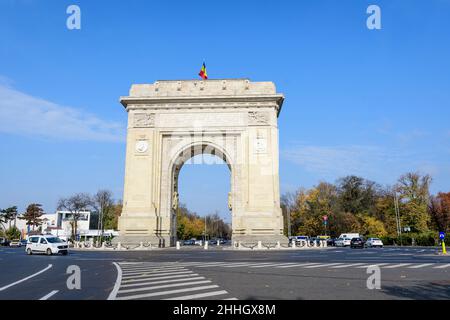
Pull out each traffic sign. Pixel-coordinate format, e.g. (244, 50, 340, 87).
(439, 232, 445, 240)
(323, 215, 328, 221)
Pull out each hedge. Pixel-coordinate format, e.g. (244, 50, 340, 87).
(380, 232, 449, 246)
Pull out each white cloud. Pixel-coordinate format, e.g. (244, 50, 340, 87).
(281, 143, 412, 179)
(281, 142, 448, 187)
(0, 83, 125, 142)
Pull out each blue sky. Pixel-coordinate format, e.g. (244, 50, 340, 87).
(1, 1, 449, 222)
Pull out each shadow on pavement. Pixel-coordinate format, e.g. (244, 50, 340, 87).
(382, 281, 450, 300)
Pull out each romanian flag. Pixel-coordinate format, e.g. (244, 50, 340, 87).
(199, 62, 208, 80)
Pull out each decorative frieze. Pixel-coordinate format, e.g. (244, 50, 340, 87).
(134, 113, 155, 128)
(248, 111, 270, 126)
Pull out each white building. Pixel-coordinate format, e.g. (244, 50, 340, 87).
(13, 210, 118, 240)
(42, 211, 91, 240)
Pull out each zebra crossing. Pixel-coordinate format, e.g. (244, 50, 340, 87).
(115, 261, 450, 271)
(108, 262, 237, 300)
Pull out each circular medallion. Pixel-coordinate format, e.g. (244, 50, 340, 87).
(135, 140, 148, 153)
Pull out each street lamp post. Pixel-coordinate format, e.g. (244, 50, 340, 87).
(394, 191, 403, 246)
(287, 207, 291, 238)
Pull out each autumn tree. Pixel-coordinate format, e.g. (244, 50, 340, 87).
(20, 204, 44, 231)
(429, 192, 450, 233)
(296, 182, 339, 236)
(374, 188, 399, 237)
(359, 216, 387, 237)
(176, 204, 205, 240)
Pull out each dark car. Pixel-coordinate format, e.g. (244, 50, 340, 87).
(327, 238, 336, 246)
(350, 237, 365, 249)
(183, 239, 195, 246)
(0, 237, 10, 246)
(309, 237, 320, 246)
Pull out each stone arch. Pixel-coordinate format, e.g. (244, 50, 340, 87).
(116, 79, 287, 246)
(167, 141, 234, 245)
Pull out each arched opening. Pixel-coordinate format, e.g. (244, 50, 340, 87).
(169, 143, 234, 245)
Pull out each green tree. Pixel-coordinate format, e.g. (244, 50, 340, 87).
(0, 206, 18, 230)
(5, 226, 21, 240)
(337, 176, 379, 215)
(20, 204, 44, 231)
(104, 202, 122, 230)
(396, 172, 431, 233)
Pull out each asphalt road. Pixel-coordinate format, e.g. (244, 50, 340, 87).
(0, 246, 449, 300)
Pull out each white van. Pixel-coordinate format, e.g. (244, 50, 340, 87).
(26, 235, 68, 255)
(339, 233, 360, 239)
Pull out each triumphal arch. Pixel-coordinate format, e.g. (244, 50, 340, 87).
(117, 79, 286, 246)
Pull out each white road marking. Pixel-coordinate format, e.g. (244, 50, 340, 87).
(120, 277, 206, 288)
(119, 263, 178, 268)
(330, 263, 366, 269)
(194, 262, 232, 268)
(383, 263, 412, 269)
(116, 285, 220, 300)
(275, 263, 320, 268)
(107, 262, 122, 300)
(122, 268, 186, 276)
(407, 264, 434, 269)
(120, 265, 184, 270)
(120, 265, 185, 270)
(164, 290, 229, 300)
(303, 263, 345, 268)
(249, 263, 289, 268)
(355, 263, 390, 268)
(118, 280, 212, 294)
(0, 264, 53, 292)
(122, 270, 194, 280)
(39, 290, 59, 300)
(121, 273, 201, 283)
(433, 263, 450, 269)
(222, 263, 260, 268)
(114, 263, 237, 300)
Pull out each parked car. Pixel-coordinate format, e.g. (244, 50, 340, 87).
(327, 238, 337, 246)
(295, 236, 309, 243)
(183, 239, 195, 246)
(350, 237, 365, 249)
(0, 237, 10, 246)
(309, 237, 320, 246)
(335, 237, 352, 247)
(26, 235, 68, 255)
(9, 239, 22, 247)
(365, 238, 384, 248)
